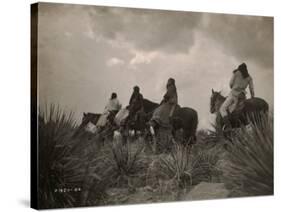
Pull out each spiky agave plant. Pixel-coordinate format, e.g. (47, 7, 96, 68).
(102, 139, 148, 188)
(223, 114, 273, 197)
(38, 105, 90, 208)
(190, 145, 223, 185)
(157, 143, 193, 188)
(155, 140, 223, 190)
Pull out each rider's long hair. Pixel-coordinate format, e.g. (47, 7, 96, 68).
(167, 78, 175, 88)
(111, 92, 117, 100)
(237, 63, 249, 78)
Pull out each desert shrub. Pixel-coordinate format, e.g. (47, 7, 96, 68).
(38, 105, 102, 208)
(157, 143, 192, 188)
(100, 138, 149, 189)
(190, 145, 223, 184)
(148, 140, 224, 194)
(223, 114, 273, 197)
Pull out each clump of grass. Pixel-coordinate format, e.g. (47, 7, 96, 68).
(147, 140, 223, 196)
(190, 146, 223, 184)
(101, 139, 148, 189)
(157, 143, 193, 188)
(223, 114, 273, 197)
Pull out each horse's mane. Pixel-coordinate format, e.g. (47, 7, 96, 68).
(217, 93, 226, 101)
(85, 112, 101, 117)
(143, 98, 159, 113)
(143, 98, 159, 106)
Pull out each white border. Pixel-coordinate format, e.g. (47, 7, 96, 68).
(0, 0, 279, 211)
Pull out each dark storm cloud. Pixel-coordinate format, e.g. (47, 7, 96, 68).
(86, 7, 273, 70)
(86, 6, 202, 54)
(37, 3, 273, 128)
(202, 14, 273, 69)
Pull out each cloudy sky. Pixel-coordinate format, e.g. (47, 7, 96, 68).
(37, 3, 273, 129)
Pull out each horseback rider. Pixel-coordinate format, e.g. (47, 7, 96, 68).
(164, 78, 178, 119)
(150, 78, 178, 128)
(127, 86, 144, 122)
(96, 92, 122, 127)
(220, 63, 255, 128)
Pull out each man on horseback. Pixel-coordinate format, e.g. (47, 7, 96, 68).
(220, 63, 255, 128)
(127, 86, 144, 122)
(149, 78, 197, 153)
(150, 78, 178, 127)
(96, 92, 122, 127)
(164, 78, 178, 119)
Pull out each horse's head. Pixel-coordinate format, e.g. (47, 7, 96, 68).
(210, 89, 224, 114)
(82, 112, 100, 126)
(82, 112, 90, 125)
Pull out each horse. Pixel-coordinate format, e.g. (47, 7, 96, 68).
(138, 99, 198, 145)
(148, 105, 198, 147)
(210, 89, 269, 130)
(171, 106, 198, 143)
(73, 112, 101, 137)
(116, 99, 158, 142)
(124, 99, 159, 133)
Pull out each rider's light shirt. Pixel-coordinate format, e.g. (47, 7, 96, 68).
(104, 98, 122, 112)
(230, 70, 255, 97)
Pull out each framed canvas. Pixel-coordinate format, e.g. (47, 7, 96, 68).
(31, 2, 274, 210)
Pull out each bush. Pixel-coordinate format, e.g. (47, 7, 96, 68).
(101, 139, 149, 189)
(38, 105, 102, 208)
(148, 140, 223, 195)
(223, 115, 273, 197)
(157, 143, 192, 188)
(190, 146, 223, 184)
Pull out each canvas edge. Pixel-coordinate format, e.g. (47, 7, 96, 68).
(31, 2, 39, 210)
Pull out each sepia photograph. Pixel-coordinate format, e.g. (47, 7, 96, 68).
(31, 2, 273, 209)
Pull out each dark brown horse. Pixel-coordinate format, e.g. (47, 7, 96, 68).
(124, 99, 159, 132)
(210, 89, 269, 130)
(131, 99, 198, 144)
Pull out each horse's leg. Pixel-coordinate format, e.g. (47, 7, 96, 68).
(148, 124, 157, 154)
(124, 125, 131, 145)
(215, 113, 224, 134)
(151, 136, 156, 153)
(142, 128, 152, 153)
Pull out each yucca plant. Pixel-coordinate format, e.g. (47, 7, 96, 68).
(102, 139, 148, 188)
(38, 105, 98, 208)
(154, 140, 223, 190)
(223, 114, 273, 197)
(158, 143, 193, 188)
(190, 146, 223, 184)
